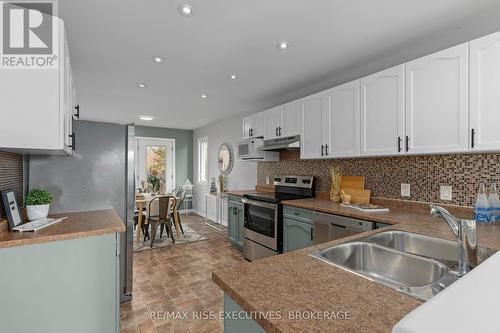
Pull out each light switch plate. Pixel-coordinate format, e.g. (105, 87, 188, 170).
(440, 185, 452, 201)
(401, 183, 411, 197)
(265, 177, 270, 185)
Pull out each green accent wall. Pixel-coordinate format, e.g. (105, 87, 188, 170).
(135, 126, 193, 188)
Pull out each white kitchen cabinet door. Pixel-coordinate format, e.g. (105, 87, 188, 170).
(360, 65, 405, 156)
(300, 91, 327, 159)
(326, 80, 360, 157)
(470, 31, 500, 152)
(263, 107, 281, 140)
(405, 43, 469, 154)
(281, 100, 301, 137)
(0, 18, 73, 155)
(242, 116, 252, 138)
(251, 112, 264, 138)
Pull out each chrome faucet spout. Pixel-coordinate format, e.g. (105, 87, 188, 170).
(430, 205, 459, 237)
(430, 205, 477, 276)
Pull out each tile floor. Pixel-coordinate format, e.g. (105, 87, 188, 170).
(120, 215, 246, 333)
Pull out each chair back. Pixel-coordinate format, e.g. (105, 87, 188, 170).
(148, 195, 175, 222)
(176, 188, 186, 210)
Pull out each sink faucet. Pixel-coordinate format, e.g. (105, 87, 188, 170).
(430, 205, 477, 276)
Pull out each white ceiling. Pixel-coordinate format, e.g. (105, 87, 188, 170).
(59, 0, 500, 130)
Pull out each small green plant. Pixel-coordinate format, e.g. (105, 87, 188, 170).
(147, 174, 160, 192)
(25, 189, 53, 206)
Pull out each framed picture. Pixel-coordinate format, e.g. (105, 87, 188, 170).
(1, 189, 23, 231)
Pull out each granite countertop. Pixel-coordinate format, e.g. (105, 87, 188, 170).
(212, 197, 500, 333)
(0, 209, 125, 249)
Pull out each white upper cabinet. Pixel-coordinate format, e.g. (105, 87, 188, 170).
(405, 43, 469, 154)
(242, 116, 252, 138)
(252, 112, 264, 138)
(0, 18, 76, 155)
(470, 31, 500, 152)
(300, 91, 327, 159)
(360, 65, 405, 156)
(263, 107, 281, 140)
(281, 100, 301, 138)
(242, 112, 264, 138)
(263, 101, 301, 140)
(326, 80, 360, 157)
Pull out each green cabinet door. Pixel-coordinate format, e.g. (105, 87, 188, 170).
(283, 217, 314, 252)
(228, 202, 239, 244)
(237, 204, 245, 247)
(0, 233, 120, 333)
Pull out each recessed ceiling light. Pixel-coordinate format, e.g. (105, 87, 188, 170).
(137, 83, 147, 88)
(138, 116, 154, 121)
(229, 74, 238, 80)
(179, 4, 195, 16)
(201, 93, 208, 99)
(152, 56, 165, 64)
(277, 41, 289, 50)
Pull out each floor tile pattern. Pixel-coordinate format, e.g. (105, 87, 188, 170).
(121, 214, 246, 333)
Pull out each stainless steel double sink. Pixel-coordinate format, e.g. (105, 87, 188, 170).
(310, 230, 495, 301)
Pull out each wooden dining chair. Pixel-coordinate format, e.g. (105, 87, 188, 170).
(147, 195, 176, 247)
(174, 189, 186, 235)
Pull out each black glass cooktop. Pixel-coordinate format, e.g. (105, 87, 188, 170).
(243, 192, 310, 204)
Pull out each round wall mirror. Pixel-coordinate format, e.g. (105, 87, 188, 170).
(218, 143, 234, 175)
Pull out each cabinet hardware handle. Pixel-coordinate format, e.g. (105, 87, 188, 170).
(310, 228, 314, 241)
(278, 127, 282, 136)
(405, 136, 410, 152)
(321, 145, 325, 156)
(325, 144, 329, 156)
(74, 105, 80, 119)
(275, 127, 278, 137)
(68, 132, 76, 150)
(397, 136, 402, 152)
(471, 129, 475, 148)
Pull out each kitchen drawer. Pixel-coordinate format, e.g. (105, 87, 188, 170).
(283, 206, 313, 223)
(228, 195, 243, 205)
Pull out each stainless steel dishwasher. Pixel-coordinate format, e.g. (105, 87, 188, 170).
(312, 211, 374, 244)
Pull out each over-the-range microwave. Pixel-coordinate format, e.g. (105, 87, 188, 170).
(237, 138, 278, 161)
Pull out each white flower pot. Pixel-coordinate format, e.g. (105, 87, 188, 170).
(26, 204, 50, 221)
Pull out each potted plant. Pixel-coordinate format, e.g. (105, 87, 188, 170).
(25, 189, 53, 221)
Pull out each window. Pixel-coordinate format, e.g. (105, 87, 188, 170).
(198, 137, 208, 184)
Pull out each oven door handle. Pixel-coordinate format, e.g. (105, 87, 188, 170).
(241, 198, 277, 209)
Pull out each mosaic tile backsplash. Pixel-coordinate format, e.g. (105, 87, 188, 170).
(257, 150, 500, 207)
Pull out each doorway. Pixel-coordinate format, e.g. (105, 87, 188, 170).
(135, 137, 176, 193)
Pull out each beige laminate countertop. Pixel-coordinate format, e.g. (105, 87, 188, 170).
(212, 197, 500, 333)
(0, 209, 125, 249)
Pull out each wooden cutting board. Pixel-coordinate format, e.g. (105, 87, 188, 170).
(342, 188, 371, 204)
(340, 176, 365, 189)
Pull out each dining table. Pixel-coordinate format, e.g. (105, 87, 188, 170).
(135, 194, 182, 244)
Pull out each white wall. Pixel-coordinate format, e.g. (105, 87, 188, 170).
(193, 110, 258, 225)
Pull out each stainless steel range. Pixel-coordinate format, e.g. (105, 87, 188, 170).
(242, 176, 315, 261)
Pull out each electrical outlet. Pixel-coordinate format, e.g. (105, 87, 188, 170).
(401, 183, 411, 197)
(265, 177, 270, 185)
(440, 185, 452, 201)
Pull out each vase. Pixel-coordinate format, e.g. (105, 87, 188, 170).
(26, 204, 50, 221)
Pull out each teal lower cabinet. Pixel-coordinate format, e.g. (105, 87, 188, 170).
(0, 233, 120, 333)
(224, 293, 266, 333)
(283, 216, 314, 253)
(228, 195, 244, 248)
